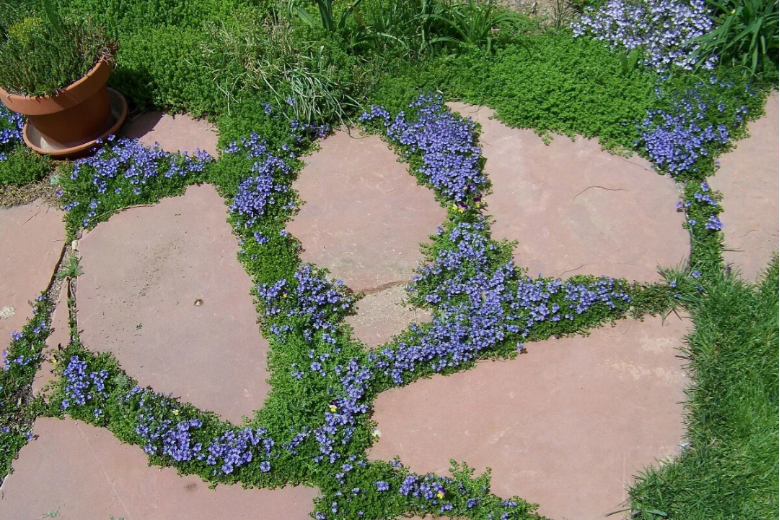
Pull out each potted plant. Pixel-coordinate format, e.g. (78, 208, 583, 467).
(0, 1, 126, 157)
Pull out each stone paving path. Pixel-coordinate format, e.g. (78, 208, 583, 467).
(78, 184, 269, 424)
(1, 99, 777, 519)
(449, 103, 690, 282)
(1, 114, 324, 519)
(0, 418, 317, 519)
(710, 92, 779, 281)
(369, 314, 690, 520)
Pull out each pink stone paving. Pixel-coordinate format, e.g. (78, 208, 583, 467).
(0, 201, 65, 354)
(346, 285, 431, 348)
(78, 184, 269, 424)
(287, 130, 446, 292)
(449, 103, 690, 281)
(710, 92, 779, 281)
(121, 111, 219, 157)
(287, 129, 444, 347)
(369, 314, 690, 520)
(0, 418, 318, 519)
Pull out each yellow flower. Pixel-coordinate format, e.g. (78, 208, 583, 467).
(52, 358, 58, 365)
(458, 208, 465, 213)
(451, 203, 458, 210)
(173, 409, 180, 416)
(329, 404, 337, 412)
(436, 491, 445, 499)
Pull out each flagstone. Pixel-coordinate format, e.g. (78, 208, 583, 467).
(709, 92, 779, 281)
(0, 201, 65, 354)
(121, 111, 219, 158)
(287, 129, 444, 348)
(287, 130, 446, 293)
(346, 285, 431, 349)
(448, 103, 689, 281)
(78, 184, 269, 424)
(369, 314, 690, 520)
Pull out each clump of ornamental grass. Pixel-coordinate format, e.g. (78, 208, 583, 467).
(695, 0, 779, 80)
(0, 1, 116, 96)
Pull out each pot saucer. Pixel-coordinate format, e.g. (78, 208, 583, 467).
(23, 88, 128, 159)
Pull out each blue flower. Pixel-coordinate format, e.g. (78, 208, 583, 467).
(361, 95, 487, 203)
(572, 0, 717, 72)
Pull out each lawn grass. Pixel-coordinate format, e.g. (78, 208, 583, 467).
(628, 257, 779, 519)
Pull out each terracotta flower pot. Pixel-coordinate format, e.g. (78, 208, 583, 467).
(0, 58, 126, 157)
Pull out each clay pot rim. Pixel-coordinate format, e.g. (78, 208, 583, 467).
(0, 58, 111, 115)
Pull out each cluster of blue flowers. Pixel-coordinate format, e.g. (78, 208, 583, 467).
(572, 0, 716, 72)
(64, 137, 213, 227)
(639, 81, 746, 176)
(372, 219, 631, 385)
(61, 356, 109, 413)
(360, 95, 488, 203)
(515, 275, 630, 327)
(398, 474, 455, 513)
(259, 265, 353, 346)
(2, 351, 34, 371)
(2, 320, 48, 372)
(224, 133, 293, 227)
(125, 385, 276, 475)
(0, 105, 23, 162)
(316, 358, 372, 464)
(693, 181, 719, 206)
(207, 427, 274, 475)
(291, 120, 330, 142)
(678, 181, 725, 232)
(136, 416, 205, 462)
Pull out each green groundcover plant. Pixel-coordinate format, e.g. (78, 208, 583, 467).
(0, 105, 51, 186)
(0, 296, 52, 479)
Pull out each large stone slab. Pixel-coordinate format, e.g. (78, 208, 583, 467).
(121, 111, 219, 158)
(449, 103, 689, 281)
(710, 92, 779, 281)
(369, 315, 690, 520)
(78, 185, 269, 424)
(0, 201, 64, 353)
(0, 418, 318, 519)
(287, 130, 446, 293)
